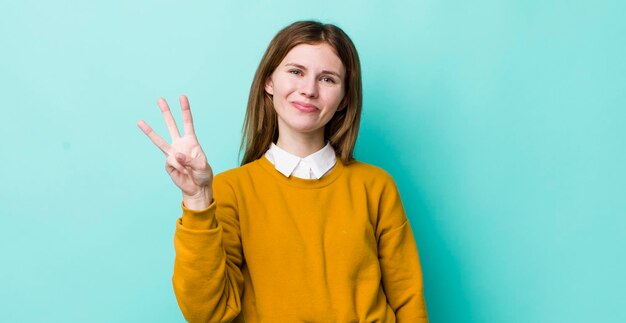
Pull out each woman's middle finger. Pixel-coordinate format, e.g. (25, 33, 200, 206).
(157, 97, 181, 140)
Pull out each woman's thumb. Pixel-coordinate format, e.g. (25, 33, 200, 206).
(176, 152, 207, 171)
(175, 152, 189, 166)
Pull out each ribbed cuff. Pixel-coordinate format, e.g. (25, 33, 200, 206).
(180, 200, 218, 230)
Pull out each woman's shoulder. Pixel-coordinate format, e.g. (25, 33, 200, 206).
(343, 161, 405, 203)
(343, 160, 396, 184)
(213, 158, 266, 184)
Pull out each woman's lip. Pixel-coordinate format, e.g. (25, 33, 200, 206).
(291, 101, 319, 113)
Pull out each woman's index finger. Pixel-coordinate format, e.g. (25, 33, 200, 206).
(137, 119, 170, 155)
(179, 95, 196, 135)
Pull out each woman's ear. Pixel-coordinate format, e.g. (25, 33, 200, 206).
(265, 77, 274, 96)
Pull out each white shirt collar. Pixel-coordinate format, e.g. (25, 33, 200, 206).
(265, 142, 337, 179)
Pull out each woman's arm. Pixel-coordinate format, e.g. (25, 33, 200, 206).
(138, 96, 243, 321)
(376, 175, 429, 323)
(173, 176, 244, 322)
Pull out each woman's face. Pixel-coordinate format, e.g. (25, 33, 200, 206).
(265, 43, 346, 140)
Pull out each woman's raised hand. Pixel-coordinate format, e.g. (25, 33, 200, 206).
(138, 95, 213, 210)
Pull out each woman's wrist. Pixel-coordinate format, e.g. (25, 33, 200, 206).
(182, 187, 213, 210)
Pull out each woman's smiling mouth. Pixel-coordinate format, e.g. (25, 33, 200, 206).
(291, 101, 319, 113)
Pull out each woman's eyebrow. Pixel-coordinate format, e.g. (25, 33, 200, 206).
(285, 63, 306, 70)
(285, 63, 342, 78)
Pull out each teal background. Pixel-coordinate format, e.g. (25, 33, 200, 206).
(1, 0, 624, 322)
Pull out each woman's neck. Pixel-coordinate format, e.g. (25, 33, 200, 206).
(276, 130, 325, 158)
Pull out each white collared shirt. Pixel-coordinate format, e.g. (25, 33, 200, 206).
(264, 142, 337, 179)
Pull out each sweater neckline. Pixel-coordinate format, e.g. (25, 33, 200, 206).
(255, 155, 345, 189)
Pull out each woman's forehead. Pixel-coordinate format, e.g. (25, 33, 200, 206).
(280, 43, 345, 75)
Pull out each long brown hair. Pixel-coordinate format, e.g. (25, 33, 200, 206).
(240, 20, 362, 165)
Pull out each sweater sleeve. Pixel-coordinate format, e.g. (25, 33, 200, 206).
(376, 176, 428, 323)
(172, 176, 244, 323)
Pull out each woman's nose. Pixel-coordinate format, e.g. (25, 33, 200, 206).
(299, 77, 318, 98)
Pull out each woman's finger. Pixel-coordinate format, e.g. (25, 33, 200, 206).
(179, 95, 196, 136)
(189, 149, 209, 171)
(157, 97, 181, 140)
(166, 154, 188, 175)
(137, 120, 170, 155)
(175, 152, 189, 166)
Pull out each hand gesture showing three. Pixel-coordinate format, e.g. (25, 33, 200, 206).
(138, 96, 213, 210)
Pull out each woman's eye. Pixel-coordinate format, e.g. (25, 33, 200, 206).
(289, 69, 302, 75)
(321, 76, 336, 84)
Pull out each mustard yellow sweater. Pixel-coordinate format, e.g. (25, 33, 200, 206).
(173, 156, 428, 322)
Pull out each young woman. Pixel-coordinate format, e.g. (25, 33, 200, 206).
(138, 21, 428, 323)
